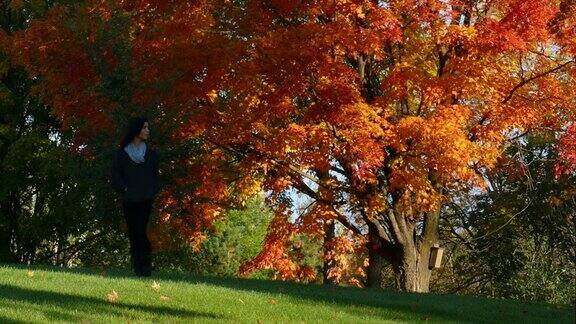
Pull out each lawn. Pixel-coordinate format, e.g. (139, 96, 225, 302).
(0, 263, 573, 323)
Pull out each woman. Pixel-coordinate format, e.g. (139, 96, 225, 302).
(111, 116, 160, 277)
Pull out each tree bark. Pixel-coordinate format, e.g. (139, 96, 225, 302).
(0, 192, 18, 263)
(393, 243, 433, 292)
(378, 206, 441, 293)
(365, 229, 385, 288)
(323, 219, 338, 285)
(0, 218, 13, 262)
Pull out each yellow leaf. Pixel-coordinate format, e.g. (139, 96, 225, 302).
(106, 290, 119, 303)
(207, 90, 218, 103)
(151, 280, 161, 292)
(355, 6, 365, 19)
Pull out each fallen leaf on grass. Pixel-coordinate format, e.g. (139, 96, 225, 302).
(26, 270, 34, 278)
(152, 280, 161, 291)
(106, 290, 119, 303)
(269, 298, 278, 305)
(160, 295, 170, 301)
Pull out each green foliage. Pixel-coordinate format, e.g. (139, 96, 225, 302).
(151, 194, 323, 283)
(438, 132, 575, 305)
(196, 194, 273, 277)
(286, 233, 323, 281)
(153, 194, 275, 278)
(0, 83, 127, 266)
(509, 243, 575, 305)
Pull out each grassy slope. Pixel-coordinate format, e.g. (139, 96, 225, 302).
(0, 263, 573, 323)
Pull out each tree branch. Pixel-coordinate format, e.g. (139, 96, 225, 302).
(502, 60, 575, 104)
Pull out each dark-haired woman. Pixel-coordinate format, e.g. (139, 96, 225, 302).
(111, 117, 160, 277)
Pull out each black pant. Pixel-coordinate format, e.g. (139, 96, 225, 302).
(122, 199, 152, 277)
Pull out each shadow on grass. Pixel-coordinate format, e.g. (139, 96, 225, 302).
(1, 262, 574, 324)
(145, 269, 574, 323)
(0, 283, 223, 322)
(0, 314, 29, 324)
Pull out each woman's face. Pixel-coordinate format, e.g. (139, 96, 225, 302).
(138, 122, 150, 141)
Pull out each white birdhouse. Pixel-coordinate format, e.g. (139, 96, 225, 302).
(429, 244, 444, 269)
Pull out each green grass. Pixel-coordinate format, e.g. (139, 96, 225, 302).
(0, 263, 573, 323)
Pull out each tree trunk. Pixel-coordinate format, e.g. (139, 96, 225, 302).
(393, 243, 433, 292)
(377, 205, 441, 293)
(322, 219, 337, 285)
(0, 223, 12, 262)
(0, 193, 18, 263)
(365, 228, 384, 288)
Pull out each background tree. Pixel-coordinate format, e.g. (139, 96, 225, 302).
(556, 123, 576, 177)
(0, 0, 130, 267)
(150, 194, 280, 278)
(438, 131, 575, 304)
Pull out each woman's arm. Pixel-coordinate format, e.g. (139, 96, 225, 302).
(111, 150, 127, 194)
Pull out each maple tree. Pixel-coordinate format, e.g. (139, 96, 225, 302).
(210, 0, 576, 292)
(5, 0, 575, 292)
(551, 0, 576, 178)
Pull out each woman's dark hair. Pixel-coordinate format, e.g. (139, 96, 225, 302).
(120, 116, 148, 149)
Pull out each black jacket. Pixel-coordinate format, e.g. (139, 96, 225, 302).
(111, 147, 160, 202)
